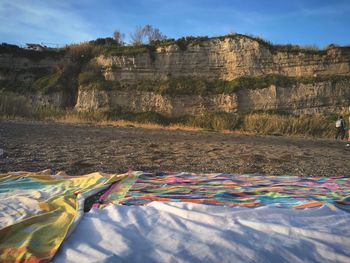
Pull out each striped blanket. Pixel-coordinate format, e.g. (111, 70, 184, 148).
(94, 172, 350, 211)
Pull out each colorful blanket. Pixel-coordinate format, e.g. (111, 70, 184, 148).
(95, 172, 350, 211)
(2, 171, 350, 262)
(0, 170, 124, 263)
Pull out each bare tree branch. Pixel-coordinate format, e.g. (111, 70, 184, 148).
(130, 26, 146, 45)
(130, 25, 167, 45)
(113, 30, 125, 46)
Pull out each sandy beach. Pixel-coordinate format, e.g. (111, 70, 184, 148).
(0, 121, 348, 177)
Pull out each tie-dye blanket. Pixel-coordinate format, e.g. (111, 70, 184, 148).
(0, 170, 124, 263)
(94, 172, 350, 211)
(2, 171, 350, 262)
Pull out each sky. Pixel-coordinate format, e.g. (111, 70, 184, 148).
(0, 0, 349, 48)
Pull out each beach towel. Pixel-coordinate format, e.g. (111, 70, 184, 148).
(0, 170, 124, 263)
(94, 172, 350, 211)
(54, 202, 350, 263)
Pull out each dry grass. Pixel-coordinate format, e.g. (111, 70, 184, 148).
(240, 113, 336, 138)
(29, 109, 204, 132)
(0, 92, 34, 118)
(0, 93, 345, 138)
(72, 118, 204, 132)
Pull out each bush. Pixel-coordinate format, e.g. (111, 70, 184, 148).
(0, 80, 31, 93)
(90, 38, 118, 46)
(185, 112, 241, 130)
(78, 63, 111, 90)
(146, 45, 157, 62)
(0, 43, 65, 61)
(175, 36, 209, 51)
(240, 113, 334, 137)
(78, 71, 103, 86)
(65, 42, 93, 62)
(108, 111, 170, 125)
(132, 78, 207, 95)
(106, 110, 338, 138)
(129, 74, 350, 95)
(32, 72, 61, 93)
(0, 92, 34, 117)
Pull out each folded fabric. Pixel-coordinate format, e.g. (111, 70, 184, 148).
(0, 170, 124, 263)
(54, 202, 350, 263)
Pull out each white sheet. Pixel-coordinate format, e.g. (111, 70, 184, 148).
(54, 202, 350, 263)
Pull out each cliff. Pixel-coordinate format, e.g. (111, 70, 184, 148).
(75, 80, 350, 116)
(1, 35, 350, 116)
(99, 37, 350, 82)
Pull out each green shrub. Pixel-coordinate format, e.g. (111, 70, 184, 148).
(108, 111, 170, 125)
(90, 38, 118, 46)
(150, 38, 176, 46)
(147, 45, 157, 62)
(174, 36, 209, 51)
(175, 37, 189, 51)
(78, 64, 113, 90)
(130, 74, 350, 95)
(32, 72, 61, 93)
(65, 42, 93, 62)
(78, 71, 103, 86)
(160, 78, 207, 95)
(91, 43, 149, 57)
(298, 74, 350, 85)
(132, 78, 207, 95)
(85, 80, 111, 90)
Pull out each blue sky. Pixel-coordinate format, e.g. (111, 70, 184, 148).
(0, 0, 349, 47)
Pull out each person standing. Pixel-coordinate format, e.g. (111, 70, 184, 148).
(335, 116, 346, 140)
(348, 115, 350, 139)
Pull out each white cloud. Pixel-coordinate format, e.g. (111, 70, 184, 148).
(0, 0, 94, 45)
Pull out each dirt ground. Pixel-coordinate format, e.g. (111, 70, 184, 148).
(0, 120, 349, 177)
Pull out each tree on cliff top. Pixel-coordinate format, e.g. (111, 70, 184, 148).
(130, 25, 166, 45)
(113, 30, 125, 46)
(143, 25, 167, 43)
(130, 26, 144, 45)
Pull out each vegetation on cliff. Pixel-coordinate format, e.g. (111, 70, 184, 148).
(61, 33, 333, 59)
(32, 72, 62, 93)
(78, 62, 111, 91)
(0, 91, 343, 139)
(1, 33, 349, 139)
(1, 31, 340, 62)
(0, 43, 65, 60)
(1, 31, 349, 96)
(99, 74, 350, 95)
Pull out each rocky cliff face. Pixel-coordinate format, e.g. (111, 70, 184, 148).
(237, 80, 350, 114)
(1, 36, 350, 116)
(0, 53, 62, 84)
(98, 37, 350, 83)
(0, 50, 75, 107)
(76, 89, 238, 116)
(76, 80, 350, 116)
